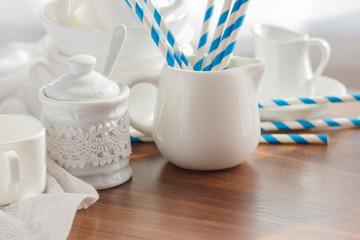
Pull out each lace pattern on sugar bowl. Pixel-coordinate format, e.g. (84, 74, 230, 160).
(44, 112, 131, 169)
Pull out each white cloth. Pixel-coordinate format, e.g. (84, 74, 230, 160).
(0, 40, 51, 118)
(0, 159, 99, 240)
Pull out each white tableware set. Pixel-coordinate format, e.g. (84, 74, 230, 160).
(2, 0, 357, 207)
(15, 0, 193, 191)
(37, 0, 193, 131)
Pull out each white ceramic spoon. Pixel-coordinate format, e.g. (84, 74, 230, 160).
(102, 25, 127, 79)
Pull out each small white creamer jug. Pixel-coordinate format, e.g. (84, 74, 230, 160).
(252, 23, 331, 99)
(129, 56, 265, 171)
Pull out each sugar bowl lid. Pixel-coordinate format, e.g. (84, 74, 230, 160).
(45, 55, 120, 101)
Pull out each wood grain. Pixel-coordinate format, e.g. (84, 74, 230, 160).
(68, 102, 360, 240)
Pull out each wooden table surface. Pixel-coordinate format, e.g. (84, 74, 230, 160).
(68, 102, 360, 240)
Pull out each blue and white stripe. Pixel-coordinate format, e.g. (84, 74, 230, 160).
(141, 0, 191, 70)
(131, 134, 328, 144)
(205, 0, 249, 71)
(261, 117, 360, 131)
(194, 0, 215, 71)
(260, 134, 328, 144)
(124, 0, 181, 69)
(131, 135, 154, 142)
(258, 93, 360, 109)
(203, 0, 233, 71)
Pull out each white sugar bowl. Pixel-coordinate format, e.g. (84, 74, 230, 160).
(38, 55, 132, 190)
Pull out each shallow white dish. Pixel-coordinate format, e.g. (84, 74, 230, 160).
(260, 75, 347, 121)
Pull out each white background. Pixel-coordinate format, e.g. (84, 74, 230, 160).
(0, 0, 359, 88)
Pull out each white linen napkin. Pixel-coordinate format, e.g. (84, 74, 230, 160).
(0, 159, 99, 240)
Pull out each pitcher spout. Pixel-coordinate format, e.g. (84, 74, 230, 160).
(230, 56, 265, 92)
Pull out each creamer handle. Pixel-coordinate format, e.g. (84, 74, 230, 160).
(128, 74, 160, 137)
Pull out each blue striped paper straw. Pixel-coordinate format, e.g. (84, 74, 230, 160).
(131, 136, 153, 142)
(261, 117, 360, 131)
(130, 133, 328, 144)
(141, 0, 192, 70)
(194, 0, 215, 71)
(215, 0, 250, 70)
(260, 134, 328, 144)
(124, 0, 181, 69)
(203, 0, 233, 71)
(204, 0, 249, 71)
(130, 134, 329, 144)
(258, 93, 360, 109)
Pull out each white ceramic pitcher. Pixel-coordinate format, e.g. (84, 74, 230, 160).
(128, 56, 265, 170)
(252, 23, 331, 99)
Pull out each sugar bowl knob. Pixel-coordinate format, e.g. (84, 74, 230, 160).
(68, 55, 96, 75)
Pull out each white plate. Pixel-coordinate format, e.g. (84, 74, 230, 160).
(260, 76, 347, 121)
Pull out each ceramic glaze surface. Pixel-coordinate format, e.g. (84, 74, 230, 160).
(39, 85, 128, 129)
(252, 23, 331, 99)
(129, 57, 265, 170)
(0, 114, 46, 205)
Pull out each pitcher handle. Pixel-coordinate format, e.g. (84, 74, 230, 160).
(128, 75, 159, 137)
(306, 38, 331, 86)
(2, 151, 21, 194)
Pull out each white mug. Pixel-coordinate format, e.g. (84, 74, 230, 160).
(252, 23, 331, 99)
(0, 114, 46, 206)
(129, 56, 265, 170)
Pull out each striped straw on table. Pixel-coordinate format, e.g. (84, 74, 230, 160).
(205, 0, 250, 71)
(260, 134, 328, 144)
(124, 0, 181, 69)
(131, 136, 154, 142)
(141, 0, 192, 70)
(258, 93, 360, 109)
(261, 117, 360, 131)
(203, 0, 233, 71)
(193, 0, 215, 71)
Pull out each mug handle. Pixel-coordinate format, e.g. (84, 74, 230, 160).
(128, 75, 160, 137)
(306, 38, 331, 86)
(2, 151, 21, 194)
